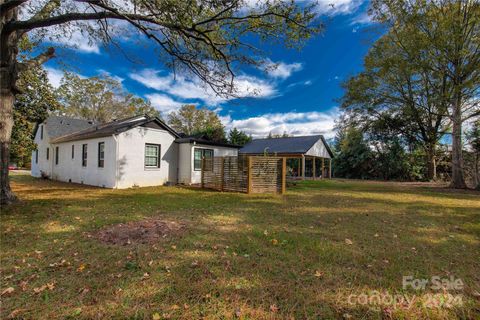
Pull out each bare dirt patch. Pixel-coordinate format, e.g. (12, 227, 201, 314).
(92, 219, 186, 246)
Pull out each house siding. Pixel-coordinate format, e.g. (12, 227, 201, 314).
(305, 138, 331, 158)
(178, 143, 238, 184)
(115, 126, 178, 188)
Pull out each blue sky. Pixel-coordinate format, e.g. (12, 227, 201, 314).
(41, 0, 379, 138)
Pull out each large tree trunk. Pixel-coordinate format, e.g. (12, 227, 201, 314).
(425, 144, 437, 181)
(450, 99, 467, 189)
(1, 7, 19, 205)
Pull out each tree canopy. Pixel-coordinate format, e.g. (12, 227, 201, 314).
(0, 0, 321, 204)
(56, 72, 159, 123)
(168, 104, 225, 141)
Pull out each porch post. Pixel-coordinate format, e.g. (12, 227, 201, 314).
(312, 157, 316, 180)
(321, 158, 325, 179)
(301, 155, 306, 180)
(329, 158, 332, 178)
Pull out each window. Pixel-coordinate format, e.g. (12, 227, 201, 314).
(55, 146, 59, 165)
(71, 145, 74, 159)
(98, 142, 105, 167)
(46, 147, 49, 160)
(194, 148, 214, 171)
(40, 125, 43, 140)
(35, 150, 38, 164)
(144, 144, 160, 168)
(82, 144, 88, 167)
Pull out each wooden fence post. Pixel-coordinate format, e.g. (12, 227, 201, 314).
(329, 158, 332, 178)
(281, 157, 286, 194)
(247, 156, 252, 194)
(201, 157, 205, 188)
(220, 157, 225, 191)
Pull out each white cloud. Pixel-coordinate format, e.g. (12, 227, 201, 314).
(222, 108, 339, 138)
(44, 66, 64, 88)
(263, 59, 303, 79)
(350, 11, 373, 25)
(129, 69, 277, 105)
(314, 0, 365, 15)
(145, 93, 185, 114)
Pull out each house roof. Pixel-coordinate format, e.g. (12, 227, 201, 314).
(175, 137, 241, 149)
(239, 135, 334, 157)
(50, 115, 179, 143)
(36, 115, 97, 140)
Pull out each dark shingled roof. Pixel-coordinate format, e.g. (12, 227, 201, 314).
(239, 135, 333, 157)
(175, 137, 241, 149)
(51, 115, 179, 143)
(41, 115, 97, 139)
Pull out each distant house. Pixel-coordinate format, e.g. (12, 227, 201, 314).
(239, 135, 334, 179)
(31, 115, 240, 188)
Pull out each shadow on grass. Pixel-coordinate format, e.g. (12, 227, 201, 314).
(1, 175, 479, 319)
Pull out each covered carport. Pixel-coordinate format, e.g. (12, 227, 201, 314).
(239, 135, 334, 180)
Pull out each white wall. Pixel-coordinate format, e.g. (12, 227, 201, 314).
(51, 137, 117, 187)
(31, 123, 52, 178)
(177, 143, 192, 184)
(306, 138, 331, 159)
(116, 126, 178, 188)
(178, 143, 238, 184)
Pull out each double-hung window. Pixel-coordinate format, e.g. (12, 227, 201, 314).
(194, 148, 214, 171)
(82, 144, 88, 167)
(98, 142, 105, 167)
(71, 145, 75, 159)
(46, 147, 49, 160)
(145, 144, 160, 168)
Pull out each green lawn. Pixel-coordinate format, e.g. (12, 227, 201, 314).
(1, 173, 479, 319)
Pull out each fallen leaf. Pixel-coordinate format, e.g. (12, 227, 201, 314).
(1, 287, 14, 296)
(345, 239, 353, 245)
(171, 245, 177, 250)
(183, 303, 189, 310)
(152, 312, 161, 320)
(234, 308, 242, 317)
(77, 264, 86, 272)
(7, 309, 23, 318)
(171, 304, 180, 310)
(271, 239, 278, 245)
(314, 270, 324, 278)
(270, 304, 279, 313)
(374, 233, 379, 237)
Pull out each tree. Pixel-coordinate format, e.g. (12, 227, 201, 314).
(0, 0, 320, 204)
(228, 128, 252, 146)
(369, 0, 480, 188)
(340, 31, 449, 181)
(466, 120, 480, 189)
(167, 104, 225, 140)
(333, 125, 375, 180)
(10, 38, 59, 168)
(56, 72, 159, 123)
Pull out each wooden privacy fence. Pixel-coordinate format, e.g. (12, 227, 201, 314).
(201, 156, 286, 194)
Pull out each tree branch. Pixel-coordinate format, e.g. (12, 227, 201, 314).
(0, 0, 28, 15)
(17, 47, 55, 72)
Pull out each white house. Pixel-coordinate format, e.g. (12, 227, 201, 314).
(31, 115, 240, 188)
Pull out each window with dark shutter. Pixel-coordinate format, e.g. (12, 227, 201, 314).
(46, 147, 49, 160)
(82, 144, 88, 167)
(40, 125, 43, 140)
(98, 142, 105, 167)
(72, 145, 74, 159)
(55, 146, 59, 165)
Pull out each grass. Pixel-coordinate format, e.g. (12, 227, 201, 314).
(1, 173, 479, 319)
